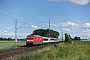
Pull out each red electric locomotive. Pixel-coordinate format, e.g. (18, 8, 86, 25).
(26, 34, 43, 46)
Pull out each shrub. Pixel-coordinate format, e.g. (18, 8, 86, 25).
(65, 33, 72, 44)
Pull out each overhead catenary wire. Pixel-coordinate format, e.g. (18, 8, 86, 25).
(17, 22, 27, 30)
(0, 12, 26, 23)
(0, 8, 50, 30)
(0, 20, 14, 25)
(0, 8, 29, 22)
(0, 12, 32, 29)
(0, 13, 15, 20)
(0, 8, 50, 31)
(0, 12, 29, 25)
(0, 8, 51, 41)
(0, 8, 40, 23)
(0, 12, 50, 30)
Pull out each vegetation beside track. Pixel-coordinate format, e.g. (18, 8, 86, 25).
(16, 41, 90, 60)
(0, 41, 26, 50)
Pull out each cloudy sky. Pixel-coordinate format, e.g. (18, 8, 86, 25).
(0, 0, 90, 39)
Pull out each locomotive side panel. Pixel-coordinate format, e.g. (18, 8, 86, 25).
(35, 35, 43, 45)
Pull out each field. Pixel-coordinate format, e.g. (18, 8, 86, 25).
(74, 41, 90, 45)
(16, 41, 90, 60)
(0, 41, 90, 60)
(0, 41, 26, 50)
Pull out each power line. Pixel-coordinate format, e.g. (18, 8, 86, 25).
(17, 22, 27, 30)
(0, 8, 25, 21)
(0, 8, 37, 23)
(0, 16, 14, 27)
(0, 12, 32, 30)
(0, 8, 50, 32)
(0, 20, 14, 25)
(0, 12, 49, 30)
(0, 8, 31, 24)
(0, 13, 15, 20)
(0, 12, 29, 25)
(0, 8, 48, 24)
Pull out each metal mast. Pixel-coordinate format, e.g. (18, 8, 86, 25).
(15, 19, 17, 43)
(62, 32, 63, 41)
(49, 19, 50, 38)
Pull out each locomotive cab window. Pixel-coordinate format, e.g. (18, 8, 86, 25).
(27, 35, 34, 39)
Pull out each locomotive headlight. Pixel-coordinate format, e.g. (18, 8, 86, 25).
(30, 40, 33, 41)
(27, 40, 33, 41)
(27, 40, 30, 41)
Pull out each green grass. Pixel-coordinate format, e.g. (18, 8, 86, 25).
(16, 41, 90, 60)
(74, 41, 90, 45)
(0, 41, 26, 50)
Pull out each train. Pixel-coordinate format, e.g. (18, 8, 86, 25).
(26, 34, 61, 46)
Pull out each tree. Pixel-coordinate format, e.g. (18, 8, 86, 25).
(65, 33, 72, 44)
(74, 36, 81, 40)
(3, 38, 7, 40)
(33, 29, 59, 38)
(8, 38, 12, 41)
(0, 37, 3, 40)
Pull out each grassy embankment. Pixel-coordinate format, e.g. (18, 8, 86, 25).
(0, 41, 26, 50)
(16, 41, 90, 60)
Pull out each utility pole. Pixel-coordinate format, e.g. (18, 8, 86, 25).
(49, 19, 50, 38)
(15, 19, 27, 43)
(15, 19, 17, 43)
(15, 19, 27, 47)
(62, 32, 63, 41)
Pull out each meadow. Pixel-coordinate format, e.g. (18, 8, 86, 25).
(0, 41, 26, 50)
(16, 41, 90, 60)
(74, 40, 90, 45)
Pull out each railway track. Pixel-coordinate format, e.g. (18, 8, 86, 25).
(0, 41, 64, 60)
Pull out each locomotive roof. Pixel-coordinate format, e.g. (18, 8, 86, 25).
(28, 34, 42, 37)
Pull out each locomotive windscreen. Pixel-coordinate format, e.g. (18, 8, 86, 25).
(27, 35, 34, 39)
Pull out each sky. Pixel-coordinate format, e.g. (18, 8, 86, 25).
(0, 0, 90, 39)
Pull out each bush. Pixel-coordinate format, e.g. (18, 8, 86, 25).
(65, 33, 72, 44)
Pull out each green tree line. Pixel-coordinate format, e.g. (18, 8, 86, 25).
(33, 29, 59, 38)
(0, 37, 24, 41)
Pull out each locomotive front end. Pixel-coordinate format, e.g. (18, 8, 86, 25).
(26, 35, 34, 46)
